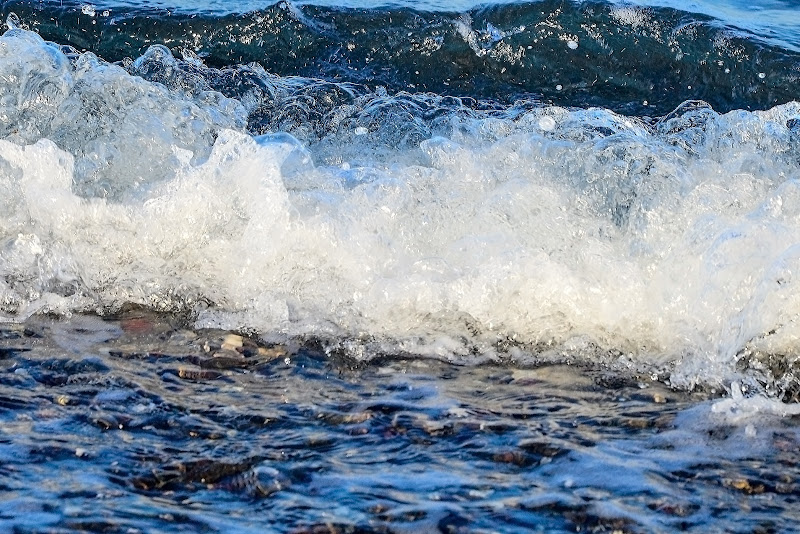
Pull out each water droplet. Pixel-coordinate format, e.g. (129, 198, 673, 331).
(354, 127, 369, 136)
(81, 4, 96, 16)
(758, 72, 766, 79)
(642, 100, 648, 106)
(6, 12, 20, 29)
(567, 40, 578, 50)
(555, 84, 563, 91)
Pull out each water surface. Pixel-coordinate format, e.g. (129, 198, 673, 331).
(0, 0, 799, 530)
(2, 313, 799, 533)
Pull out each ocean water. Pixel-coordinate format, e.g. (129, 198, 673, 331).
(0, 0, 800, 531)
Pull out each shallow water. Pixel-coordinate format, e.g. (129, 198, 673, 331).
(2, 312, 800, 533)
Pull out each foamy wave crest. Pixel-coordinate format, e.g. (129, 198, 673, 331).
(1, 26, 800, 392)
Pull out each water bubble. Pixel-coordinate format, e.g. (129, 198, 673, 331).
(538, 116, 556, 131)
(758, 72, 766, 79)
(354, 126, 369, 136)
(81, 4, 96, 17)
(555, 84, 563, 91)
(567, 40, 578, 50)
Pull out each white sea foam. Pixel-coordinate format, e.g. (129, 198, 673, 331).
(609, 5, 653, 31)
(712, 383, 800, 422)
(1, 28, 800, 391)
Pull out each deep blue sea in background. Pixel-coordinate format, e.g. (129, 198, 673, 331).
(3, 0, 799, 115)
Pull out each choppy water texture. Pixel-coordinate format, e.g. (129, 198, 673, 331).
(3, 0, 799, 115)
(0, 0, 800, 530)
(2, 312, 800, 533)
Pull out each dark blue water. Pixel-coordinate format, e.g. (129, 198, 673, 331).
(3, 0, 799, 115)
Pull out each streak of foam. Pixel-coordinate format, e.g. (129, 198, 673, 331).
(454, 13, 486, 57)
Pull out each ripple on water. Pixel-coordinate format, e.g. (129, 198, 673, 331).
(0, 313, 799, 532)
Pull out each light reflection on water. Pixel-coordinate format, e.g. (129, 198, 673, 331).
(1, 312, 799, 533)
(620, 0, 800, 51)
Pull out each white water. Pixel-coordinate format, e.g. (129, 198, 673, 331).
(1, 27, 800, 390)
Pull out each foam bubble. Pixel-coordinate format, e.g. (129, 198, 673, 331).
(538, 116, 556, 131)
(0, 30, 244, 201)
